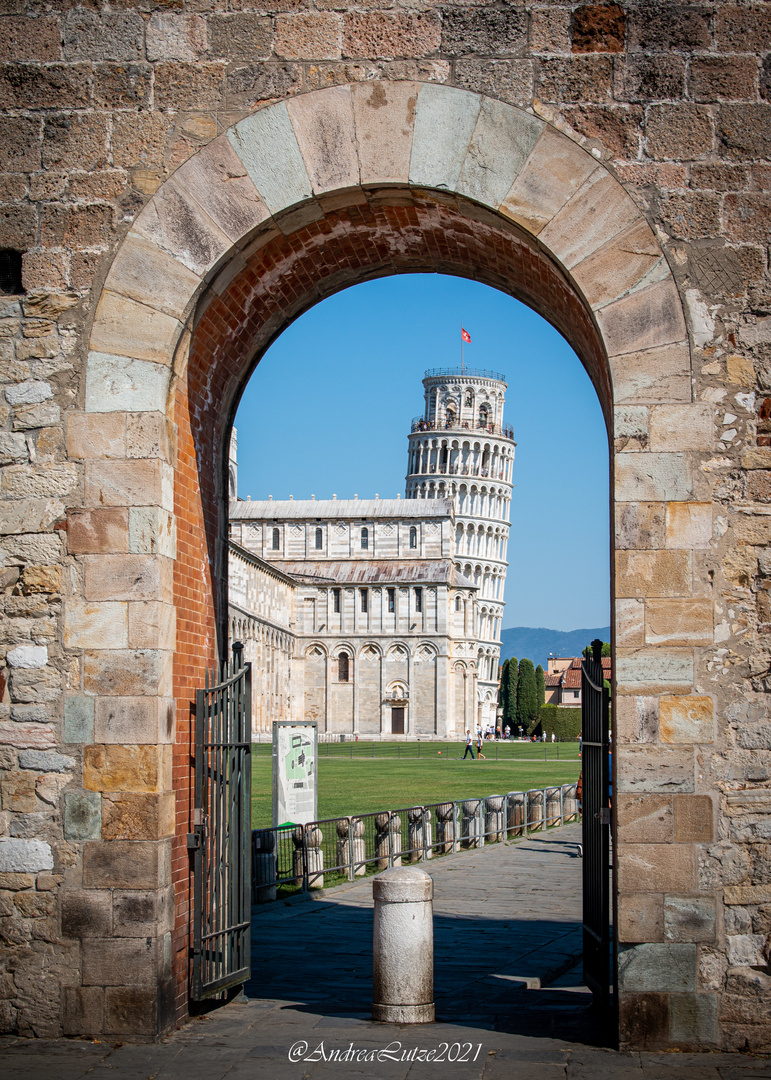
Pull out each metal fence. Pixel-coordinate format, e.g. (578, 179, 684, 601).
(251, 782, 580, 903)
(251, 737, 574, 760)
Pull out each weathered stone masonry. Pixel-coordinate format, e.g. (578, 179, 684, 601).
(0, 0, 770, 1053)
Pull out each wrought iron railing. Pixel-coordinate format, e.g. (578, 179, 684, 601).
(423, 367, 506, 382)
(251, 782, 580, 903)
(410, 417, 515, 440)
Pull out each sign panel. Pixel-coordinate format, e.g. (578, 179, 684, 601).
(272, 721, 318, 827)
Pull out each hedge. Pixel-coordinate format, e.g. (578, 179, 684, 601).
(531, 704, 582, 740)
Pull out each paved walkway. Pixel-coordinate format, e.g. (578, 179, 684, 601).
(2, 824, 771, 1079)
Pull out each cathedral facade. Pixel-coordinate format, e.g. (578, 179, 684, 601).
(229, 367, 514, 738)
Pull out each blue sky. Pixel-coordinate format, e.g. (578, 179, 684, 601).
(234, 273, 610, 632)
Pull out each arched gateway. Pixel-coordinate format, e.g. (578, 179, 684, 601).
(7, 82, 747, 1050)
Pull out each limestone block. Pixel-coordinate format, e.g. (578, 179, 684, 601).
(645, 600, 713, 647)
(659, 696, 714, 744)
(665, 503, 712, 550)
(131, 175, 232, 278)
(673, 794, 714, 842)
(128, 603, 175, 651)
(90, 291, 180, 369)
(0, 498, 65, 536)
(615, 452, 693, 503)
(727, 934, 766, 967)
(146, 13, 206, 63)
(456, 96, 543, 210)
(227, 103, 312, 217)
(616, 793, 673, 843)
(84, 554, 172, 604)
(618, 843, 697, 892)
(95, 696, 175, 745)
(11, 704, 50, 723)
(540, 171, 640, 270)
(83, 839, 171, 890)
(615, 502, 666, 550)
(63, 791, 101, 841)
(173, 135, 270, 244)
(3, 533, 62, 567)
(616, 695, 658, 744)
(616, 745, 694, 793)
(64, 601, 129, 650)
(104, 233, 200, 323)
(103, 985, 168, 1037)
(66, 413, 127, 461)
(1, 771, 37, 813)
(734, 516, 771, 546)
(649, 404, 714, 452)
(67, 508, 129, 555)
(83, 936, 158, 987)
(0, 722, 56, 749)
(83, 744, 172, 794)
(113, 886, 174, 939)
(83, 649, 171, 697)
(126, 413, 173, 462)
(1, 462, 78, 501)
(599, 279, 688, 360)
(618, 893, 664, 943)
(128, 508, 175, 558)
(410, 83, 481, 191)
(619, 942, 697, 993)
(4, 380, 53, 406)
(85, 354, 169, 415)
(286, 86, 358, 196)
(616, 550, 691, 598)
(61, 889, 112, 938)
(724, 884, 771, 906)
(6, 645, 47, 669)
(500, 126, 598, 234)
(22, 564, 61, 594)
(572, 218, 663, 311)
(64, 696, 94, 744)
(8, 667, 61, 705)
(619, 991, 670, 1049)
(351, 81, 417, 186)
(663, 896, 716, 943)
(616, 598, 645, 646)
(670, 993, 717, 1046)
(101, 792, 175, 841)
(0, 838, 53, 872)
(276, 12, 341, 60)
(63, 987, 105, 1037)
(18, 750, 75, 772)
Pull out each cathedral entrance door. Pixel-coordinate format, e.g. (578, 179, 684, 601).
(391, 707, 405, 735)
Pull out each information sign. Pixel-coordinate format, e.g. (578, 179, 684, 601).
(272, 721, 318, 826)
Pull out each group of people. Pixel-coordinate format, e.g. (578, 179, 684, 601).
(461, 725, 557, 758)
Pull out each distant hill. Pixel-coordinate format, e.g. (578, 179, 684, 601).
(500, 626, 611, 669)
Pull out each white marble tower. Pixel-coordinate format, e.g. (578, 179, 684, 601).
(405, 368, 515, 727)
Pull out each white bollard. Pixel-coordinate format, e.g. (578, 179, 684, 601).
(372, 866, 435, 1023)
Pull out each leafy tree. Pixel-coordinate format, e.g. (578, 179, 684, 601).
(582, 641, 611, 658)
(516, 658, 538, 730)
(504, 658, 518, 728)
(536, 664, 545, 708)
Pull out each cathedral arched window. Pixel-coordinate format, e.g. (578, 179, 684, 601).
(409, 526, 417, 549)
(338, 652, 350, 682)
(361, 527, 369, 550)
(272, 527, 280, 550)
(315, 527, 323, 550)
(455, 596, 462, 612)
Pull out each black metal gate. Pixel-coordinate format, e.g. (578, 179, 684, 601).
(581, 639, 611, 1008)
(190, 642, 252, 1001)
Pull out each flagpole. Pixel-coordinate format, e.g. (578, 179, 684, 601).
(461, 325, 464, 375)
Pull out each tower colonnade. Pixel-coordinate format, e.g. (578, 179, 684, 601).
(405, 369, 514, 727)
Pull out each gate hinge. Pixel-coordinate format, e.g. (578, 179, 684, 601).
(187, 832, 200, 850)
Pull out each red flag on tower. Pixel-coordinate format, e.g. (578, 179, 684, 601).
(461, 327, 471, 343)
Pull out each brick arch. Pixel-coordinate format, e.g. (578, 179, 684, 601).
(74, 81, 706, 1035)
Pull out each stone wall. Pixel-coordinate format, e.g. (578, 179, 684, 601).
(0, 0, 769, 1053)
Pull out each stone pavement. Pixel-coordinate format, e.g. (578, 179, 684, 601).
(2, 823, 770, 1079)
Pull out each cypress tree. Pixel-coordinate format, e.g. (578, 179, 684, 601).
(500, 659, 510, 716)
(516, 658, 538, 731)
(536, 664, 545, 708)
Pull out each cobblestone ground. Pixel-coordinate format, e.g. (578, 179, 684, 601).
(1, 824, 769, 1079)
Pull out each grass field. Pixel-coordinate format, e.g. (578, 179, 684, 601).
(250, 740, 581, 827)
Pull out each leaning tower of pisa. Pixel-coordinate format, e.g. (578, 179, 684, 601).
(405, 368, 515, 727)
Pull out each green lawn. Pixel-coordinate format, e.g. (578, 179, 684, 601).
(250, 740, 580, 827)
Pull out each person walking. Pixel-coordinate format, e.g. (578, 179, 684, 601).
(462, 730, 475, 759)
(476, 730, 486, 759)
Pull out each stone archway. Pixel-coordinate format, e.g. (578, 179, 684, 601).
(70, 81, 711, 1045)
